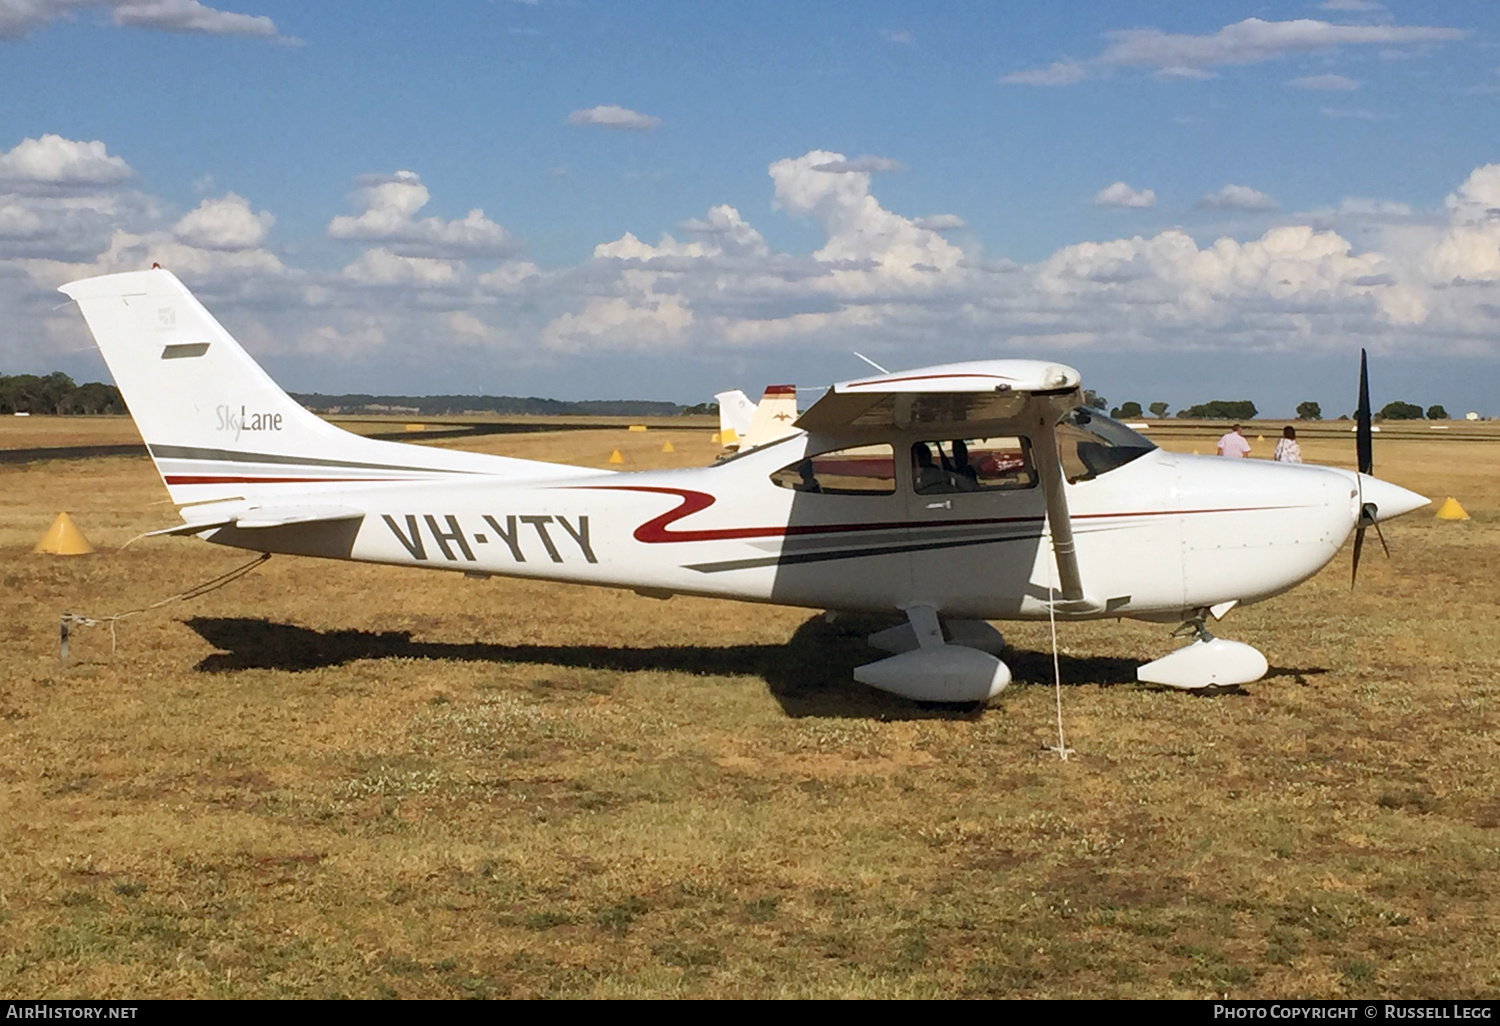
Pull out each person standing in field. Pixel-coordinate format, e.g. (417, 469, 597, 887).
(1217, 424, 1251, 458)
(1273, 425, 1302, 464)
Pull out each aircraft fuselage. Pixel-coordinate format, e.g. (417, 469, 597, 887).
(198, 433, 1374, 625)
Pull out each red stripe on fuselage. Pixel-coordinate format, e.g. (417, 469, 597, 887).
(579, 485, 1292, 545)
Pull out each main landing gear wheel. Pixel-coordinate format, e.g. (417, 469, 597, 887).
(855, 605, 1011, 703)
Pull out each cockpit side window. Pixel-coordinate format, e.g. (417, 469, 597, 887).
(910, 437, 1037, 495)
(1054, 408, 1156, 482)
(770, 444, 896, 495)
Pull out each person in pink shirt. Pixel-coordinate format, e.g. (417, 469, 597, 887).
(1217, 424, 1251, 458)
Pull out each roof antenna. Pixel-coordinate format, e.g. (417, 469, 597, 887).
(852, 351, 889, 374)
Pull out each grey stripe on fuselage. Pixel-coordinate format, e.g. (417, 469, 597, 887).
(686, 529, 1045, 573)
(149, 444, 484, 475)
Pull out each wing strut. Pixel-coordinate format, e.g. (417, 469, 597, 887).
(1033, 412, 1086, 603)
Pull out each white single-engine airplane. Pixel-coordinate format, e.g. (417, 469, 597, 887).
(60, 268, 1428, 702)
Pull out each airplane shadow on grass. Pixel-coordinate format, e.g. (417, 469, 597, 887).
(182, 614, 1299, 720)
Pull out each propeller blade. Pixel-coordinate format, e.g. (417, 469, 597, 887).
(1356, 348, 1373, 476)
(1372, 516, 1390, 559)
(1351, 525, 1366, 588)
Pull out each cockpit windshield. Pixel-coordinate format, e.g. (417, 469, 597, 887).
(1055, 407, 1156, 482)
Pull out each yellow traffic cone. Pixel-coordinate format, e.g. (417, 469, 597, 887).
(34, 512, 95, 555)
(1434, 497, 1470, 521)
(608, 449, 624, 465)
(661, 441, 675, 453)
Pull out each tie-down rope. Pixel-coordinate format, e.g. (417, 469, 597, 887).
(59, 552, 271, 662)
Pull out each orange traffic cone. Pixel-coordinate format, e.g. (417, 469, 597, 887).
(1434, 497, 1470, 521)
(34, 513, 95, 555)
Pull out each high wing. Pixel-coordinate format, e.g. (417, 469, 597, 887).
(797, 360, 1097, 610)
(795, 360, 1080, 433)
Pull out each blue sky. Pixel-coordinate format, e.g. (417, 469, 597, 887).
(4, 1, 1500, 416)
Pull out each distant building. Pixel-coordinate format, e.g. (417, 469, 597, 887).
(1466, 411, 1480, 421)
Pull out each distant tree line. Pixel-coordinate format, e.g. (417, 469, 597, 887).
(0, 372, 124, 414)
(1103, 397, 1260, 420)
(1295, 400, 1449, 421)
(290, 393, 704, 417)
(1101, 397, 1453, 421)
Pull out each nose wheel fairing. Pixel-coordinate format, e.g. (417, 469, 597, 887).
(1134, 614, 1267, 690)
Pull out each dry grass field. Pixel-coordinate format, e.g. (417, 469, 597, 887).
(1, 417, 1497, 998)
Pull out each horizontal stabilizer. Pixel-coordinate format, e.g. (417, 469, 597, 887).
(144, 505, 365, 538)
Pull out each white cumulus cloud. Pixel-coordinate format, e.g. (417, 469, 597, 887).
(0, 0, 292, 41)
(770, 149, 963, 283)
(1093, 182, 1157, 208)
(172, 192, 272, 251)
(327, 171, 520, 259)
(341, 247, 462, 287)
(1424, 164, 1500, 282)
(566, 105, 661, 131)
(0, 135, 132, 191)
(678, 204, 769, 256)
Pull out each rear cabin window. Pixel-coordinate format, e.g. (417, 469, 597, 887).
(771, 444, 896, 495)
(910, 438, 1036, 495)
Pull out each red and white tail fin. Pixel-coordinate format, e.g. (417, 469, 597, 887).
(742, 384, 800, 449)
(60, 268, 595, 507)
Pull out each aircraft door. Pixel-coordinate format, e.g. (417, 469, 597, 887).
(765, 441, 913, 611)
(903, 435, 1049, 618)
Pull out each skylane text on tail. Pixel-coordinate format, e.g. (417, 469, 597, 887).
(60, 267, 1428, 702)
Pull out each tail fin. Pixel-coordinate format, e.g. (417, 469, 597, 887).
(742, 384, 800, 449)
(60, 268, 592, 506)
(713, 388, 756, 449)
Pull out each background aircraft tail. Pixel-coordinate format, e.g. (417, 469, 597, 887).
(713, 384, 800, 452)
(713, 389, 756, 448)
(743, 384, 800, 449)
(60, 267, 595, 507)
